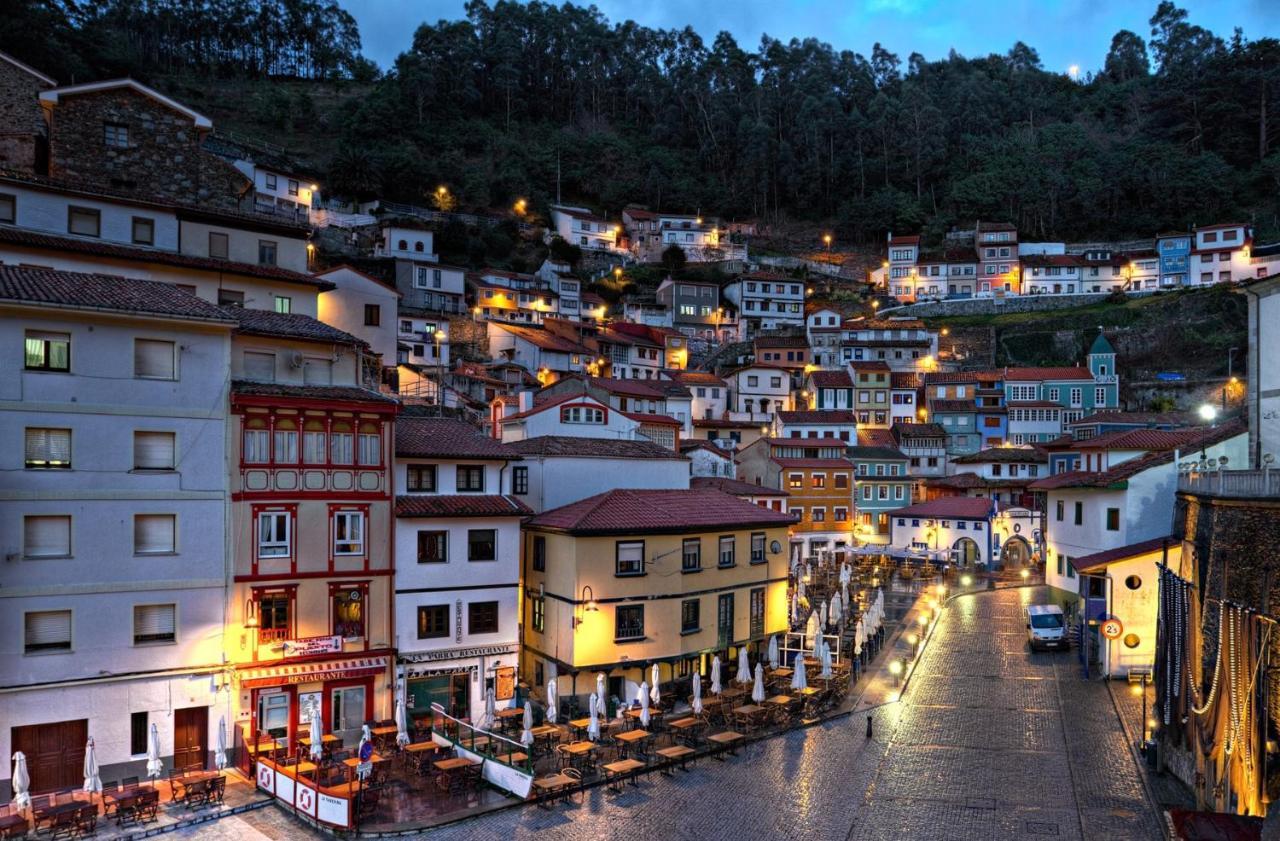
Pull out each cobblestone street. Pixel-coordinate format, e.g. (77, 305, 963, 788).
(174, 586, 1164, 841)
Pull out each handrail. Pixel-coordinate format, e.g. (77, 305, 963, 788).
(1178, 469, 1280, 499)
(428, 703, 533, 775)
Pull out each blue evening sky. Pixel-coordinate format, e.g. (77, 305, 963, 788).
(344, 0, 1277, 75)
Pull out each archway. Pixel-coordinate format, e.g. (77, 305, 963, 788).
(1001, 536, 1033, 567)
(952, 537, 980, 568)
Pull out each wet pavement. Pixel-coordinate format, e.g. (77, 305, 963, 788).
(172, 585, 1163, 841)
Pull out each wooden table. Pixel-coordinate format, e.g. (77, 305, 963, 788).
(799, 687, 821, 697)
(734, 704, 764, 716)
(497, 751, 528, 764)
(655, 745, 696, 775)
(601, 758, 646, 792)
(613, 728, 652, 759)
(707, 730, 744, 759)
(172, 770, 220, 800)
(531, 773, 576, 807)
(433, 757, 476, 772)
(298, 734, 340, 749)
(342, 752, 387, 768)
(0, 812, 28, 840)
(33, 801, 82, 831)
(529, 725, 558, 738)
(764, 694, 794, 706)
(294, 761, 317, 774)
(668, 716, 702, 731)
(720, 686, 746, 700)
(497, 707, 525, 719)
(404, 741, 438, 753)
(770, 668, 793, 679)
(568, 717, 594, 737)
(371, 725, 397, 736)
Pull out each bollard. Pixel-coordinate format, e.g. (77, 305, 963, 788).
(866, 714, 873, 738)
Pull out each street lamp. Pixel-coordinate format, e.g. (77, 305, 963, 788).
(1198, 404, 1218, 423)
(907, 633, 919, 658)
(434, 329, 446, 415)
(888, 659, 903, 685)
(823, 233, 832, 252)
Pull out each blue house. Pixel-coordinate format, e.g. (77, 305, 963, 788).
(1156, 232, 1192, 289)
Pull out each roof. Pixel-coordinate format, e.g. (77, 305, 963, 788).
(315, 264, 399, 294)
(0, 265, 232, 322)
(977, 221, 1018, 232)
(772, 458, 853, 469)
(586, 376, 690, 399)
(498, 392, 606, 423)
(952, 447, 1047, 464)
(690, 476, 788, 497)
(694, 418, 768, 430)
(395, 495, 531, 518)
(777, 411, 858, 425)
(931, 400, 978, 413)
(1069, 411, 1189, 428)
(397, 417, 521, 459)
(846, 446, 908, 462)
(507, 436, 685, 460)
(858, 428, 897, 448)
(848, 360, 892, 372)
(221, 307, 362, 346)
(892, 372, 923, 389)
(596, 326, 661, 348)
(624, 411, 681, 427)
(1089, 332, 1116, 355)
(490, 322, 593, 355)
(0, 50, 56, 86)
(40, 78, 213, 128)
(1069, 428, 1209, 452)
(754, 335, 810, 348)
(679, 439, 734, 459)
(1001, 366, 1095, 381)
(892, 423, 946, 440)
(1007, 400, 1065, 409)
(1074, 537, 1176, 574)
(893, 497, 994, 519)
(668, 371, 726, 387)
(0, 225, 325, 287)
(888, 235, 920, 246)
(525, 488, 796, 535)
(230, 380, 397, 405)
(807, 370, 853, 388)
(1196, 222, 1249, 231)
(926, 473, 1030, 490)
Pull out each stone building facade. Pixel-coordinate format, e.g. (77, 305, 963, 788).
(0, 51, 55, 173)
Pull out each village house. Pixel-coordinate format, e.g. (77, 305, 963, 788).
(721, 272, 805, 333)
(927, 447, 1046, 509)
(506, 436, 691, 512)
(728, 364, 793, 418)
(736, 437, 855, 559)
(549, 204, 622, 253)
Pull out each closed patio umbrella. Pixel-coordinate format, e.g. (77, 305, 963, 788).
(11, 752, 30, 810)
(587, 694, 601, 742)
(394, 692, 410, 747)
(596, 673, 607, 713)
(830, 592, 843, 626)
(841, 580, 850, 616)
(790, 590, 799, 626)
(805, 610, 819, 644)
(308, 705, 323, 761)
(82, 738, 101, 795)
(215, 717, 229, 770)
(638, 682, 651, 728)
(691, 673, 703, 715)
(790, 652, 808, 692)
(520, 704, 534, 746)
(650, 664, 661, 706)
(483, 686, 496, 731)
(767, 635, 779, 670)
(146, 723, 163, 782)
(854, 617, 865, 656)
(796, 575, 806, 603)
(752, 663, 766, 704)
(710, 655, 722, 695)
(819, 599, 828, 629)
(546, 678, 558, 724)
(735, 647, 751, 684)
(820, 641, 834, 679)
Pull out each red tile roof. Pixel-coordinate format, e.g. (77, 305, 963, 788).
(858, 428, 897, 448)
(526, 488, 797, 534)
(230, 380, 397, 405)
(1074, 536, 1176, 574)
(396, 417, 522, 459)
(668, 371, 726, 387)
(768, 436, 848, 446)
(848, 360, 892, 371)
(625, 411, 681, 427)
(952, 447, 1047, 464)
(926, 473, 1030, 490)
(693, 418, 768, 430)
(891, 372, 923, 389)
(509, 436, 684, 459)
(754, 335, 810, 348)
(678, 439, 735, 458)
(931, 400, 978, 413)
(1001, 366, 1094, 381)
(771, 458, 852, 469)
(808, 370, 853, 388)
(1069, 428, 1208, 452)
(0, 265, 233, 321)
(777, 411, 858, 425)
(690, 476, 789, 497)
(222, 306, 363, 346)
(893, 497, 994, 519)
(395, 494, 531, 518)
(888, 235, 920, 246)
(892, 422, 946, 440)
(490, 322, 594, 354)
(1069, 411, 1190, 427)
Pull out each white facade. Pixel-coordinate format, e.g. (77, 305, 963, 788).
(732, 366, 792, 416)
(549, 205, 621, 252)
(232, 161, 318, 219)
(498, 395, 642, 443)
(397, 315, 451, 370)
(381, 225, 437, 261)
(316, 266, 400, 363)
(509, 451, 690, 512)
(723, 275, 805, 331)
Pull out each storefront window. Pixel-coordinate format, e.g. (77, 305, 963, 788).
(332, 586, 365, 638)
(408, 675, 469, 719)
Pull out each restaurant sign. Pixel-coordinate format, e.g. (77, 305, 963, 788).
(240, 655, 390, 689)
(400, 643, 516, 663)
(282, 635, 342, 658)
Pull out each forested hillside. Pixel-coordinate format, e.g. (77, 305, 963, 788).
(6, 0, 1280, 245)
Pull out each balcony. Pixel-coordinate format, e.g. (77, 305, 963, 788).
(1178, 468, 1280, 499)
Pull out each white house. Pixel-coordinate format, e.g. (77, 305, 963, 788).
(397, 313, 451, 370)
(495, 392, 640, 443)
(315, 264, 400, 363)
(666, 371, 728, 421)
(1073, 537, 1180, 678)
(806, 308, 844, 368)
(679, 439, 737, 478)
(0, 267, 234, 794)
(773, 410, 859, 442)
(889, 497, 1038, 569)
(722, 272, 805, 333)
(1191, 222, 1253, 286)
(728, 364, 792, 418)
(486, 322, 593, 382)
(505, 435, 691, 512)
(549, 204, 622, 252)
(393, 417, 528, 722)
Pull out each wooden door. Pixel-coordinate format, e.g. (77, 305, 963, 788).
(11, 719, 87, 793)
(173, 707, 207, 771)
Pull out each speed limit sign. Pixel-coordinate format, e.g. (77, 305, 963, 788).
(1100, 617, 1124, 640)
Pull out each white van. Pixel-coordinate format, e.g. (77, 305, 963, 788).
(1026, 604, 1066, 651)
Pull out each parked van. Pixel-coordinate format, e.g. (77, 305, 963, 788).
(1026, 604, 1066, 650)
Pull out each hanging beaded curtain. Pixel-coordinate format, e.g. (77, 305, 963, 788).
(1155, 567, 1195, 747)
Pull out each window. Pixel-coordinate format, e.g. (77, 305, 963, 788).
(208, 232, 229, 259)
(834, 473, 849, 489)
(24, 515, 71, 558)
(134, 339, 176, 379)
(332, 586, 365, 637)
(750, 587, 765, 637)
(333, 511, 364, 555)
(68, 206, 100, 237)
(750, 532, 765, 563)
(302, 420, 326, 463)
(468, 529, 496, 561)
(134, 514, 176, 555)
(24, 331, 70, 372)
(329, 421, 353, 462)
(0, 192, 14, 222)
(468, 601, 499, 634)
(417, 605, 449, 639)
(265, 174, 278, 190)
(615, 604, 644, 640)
(456, 465, 485, 492)
(104, 123, 129, 147)
(718, 535, 736, 567)
(681, 599, 700, 633)
(257, 511, 291, 558)
(417, 531, 447, 563)
(257, 592, 291, 637)
(217, 288, 244, 307)
(513, 466, 529, 494)
(134, 429, 175, 471)
(25, 427, 71, 469)
(25, 610, 72, 653)
(530, 595, 545, 632)
(812, 473, 826, 489)
(532, 535, 546, 571)
(1106, 508, 1120, 531)
(834, 506, 849, 521)
(561, 406, 604, 424)
(131, 216, 154, 245)
(133, 604, 176, 644)
(788, 473, 803, 490)
(1056, 500, 1064, 521)
(682, 538, 701, 572)
(243, 420, 269, 463)
(130, 712, 148, 756)
(407, 465, 436, 492)
(616, 541, 644, 576)
(357, 427, 380, 466)
(812, 507, 826, 522)
(287, 179, 299, 196)
(1074, 502, 1083, 526)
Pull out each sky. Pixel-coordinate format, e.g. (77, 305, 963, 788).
(344, 0, 1278, 75)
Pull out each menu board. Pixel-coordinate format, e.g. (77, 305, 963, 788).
(494, 666, 516, 701)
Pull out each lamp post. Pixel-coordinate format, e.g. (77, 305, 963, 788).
(434, 329, 446, 415)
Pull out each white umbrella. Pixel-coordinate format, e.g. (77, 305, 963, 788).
(309, 705, 323, 761)
(805, 610, 819, 643)
(812, 624, 823, 658)
(394, 693, 410, 747)
(146, 723, 163, 781)
(587, 694, 601, 742)
(820, 641, 834, 679)
(710, 656, 722, 695)
(691, 673, 703, 715)
(735, 648, 751, 684)
(791, 652, 808, 692)
(854, 618, 865, 656)
(11, 752, 30, 810)
(830, 592, 843, 625)
(82, 738, 101, 794)
(546, 678, 558, 724)
(790, 590, 799, 626)
(596, 673, 606, 708)
(520, 704, 534, 746)
(215, 717, 228, 770)
(841, 580, 850, 614)
(819, 599, 829, 629)
(767, 635, 779, 670)
(752, 663, 766, 704)
(650, 664, 662, 706)
(638, 682, 651, 728)
(796, 576, 806, 603)
(483, 686, 496, 731)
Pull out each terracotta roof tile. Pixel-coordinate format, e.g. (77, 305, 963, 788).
(396, 417, 521, 459)
(526, 488, 797, 534)
(230, 380, 397, 404)
(892, 422, 946, 440)
(508, 436, 685, 459)
(777, 410, 858, 424)
(893, 497, 994, 519)
(808, 370, 853, 388)
(667, 371, 726, 387)
(690, 476, 789, 497)
(1074, 536, 1175, 574)
(952, 447, 1047, 464)
(395, 494, 531, 518)
(221, 306, 362, 345)
(771, 458, 853, 469)
(0, 265, 232, 321)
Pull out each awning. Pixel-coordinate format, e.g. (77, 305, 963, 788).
(239, 654, 390, 689)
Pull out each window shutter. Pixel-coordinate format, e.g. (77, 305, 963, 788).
(26, 610, 71, 646)
(134, 432, 175, 469)
(134, 605, 175, 638)
(134, 339, 174, 378)
(25, 428, 71, 465)
(134, 514, 176, 554)
(244, 352, 275, 381)
(24, 516, 70, 557)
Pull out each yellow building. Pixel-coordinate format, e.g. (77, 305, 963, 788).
(521, 489, 795, 710)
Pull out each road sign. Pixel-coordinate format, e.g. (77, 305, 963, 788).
(356, 761, 372, 780)
(358, 740, 374, 762)
(1100, 617, 1124, 640)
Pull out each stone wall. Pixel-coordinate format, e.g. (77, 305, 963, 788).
(47, 88, 249, 208)
(884, 292, 1151, 319)
(0, 56, 52, 172)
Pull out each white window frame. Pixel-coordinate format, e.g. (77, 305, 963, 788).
(258, 511, 291, 559)
(333, 511, 364, 556)
(133, 513, 177, 555)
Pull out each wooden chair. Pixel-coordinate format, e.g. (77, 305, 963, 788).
(121, 776, 139, 789)
(357, 785, 381, 816)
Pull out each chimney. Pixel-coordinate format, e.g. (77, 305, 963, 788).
(518, 390, 534, 413)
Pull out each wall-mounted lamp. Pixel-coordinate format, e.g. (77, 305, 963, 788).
(572, 585, 599, 629)
(243, 598, 259, 629)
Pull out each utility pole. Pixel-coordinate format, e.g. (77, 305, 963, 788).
(556, 150, 561, 205)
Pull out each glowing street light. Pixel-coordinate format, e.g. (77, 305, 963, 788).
(888, 660, 903, 685)
(1198, 404, 1219, 423)
(1020, 568, 1031, 581)
(961, 575, 973, 587)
